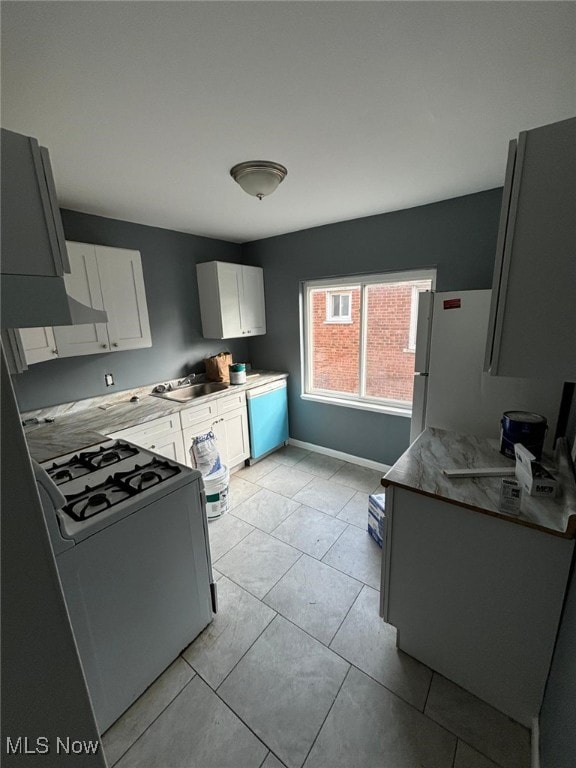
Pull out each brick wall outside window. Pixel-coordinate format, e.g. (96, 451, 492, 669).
(311, 283, 420, 403)
(312, 287, 361, 394)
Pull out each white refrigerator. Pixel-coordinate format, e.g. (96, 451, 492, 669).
(410, 290, 564, 447)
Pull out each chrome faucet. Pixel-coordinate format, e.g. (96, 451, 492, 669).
(177, 374, 196, 388)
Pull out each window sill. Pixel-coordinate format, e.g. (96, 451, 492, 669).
(301, 392, 412, 418)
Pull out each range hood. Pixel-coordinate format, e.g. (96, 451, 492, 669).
(1, 274, 108, 329)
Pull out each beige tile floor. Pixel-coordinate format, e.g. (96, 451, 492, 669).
(103, 445, 531, 768)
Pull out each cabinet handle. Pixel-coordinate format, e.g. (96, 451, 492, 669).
(101, 344, 108, 349)
(150, 444, 156, 449)
(51, 349, 58, 355)
(112, 342, 119, 348)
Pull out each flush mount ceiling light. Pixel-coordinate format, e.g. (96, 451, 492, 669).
(230, 161, 287, 200)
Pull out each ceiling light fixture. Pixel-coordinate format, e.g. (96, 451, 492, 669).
(230, 161, 287, 200)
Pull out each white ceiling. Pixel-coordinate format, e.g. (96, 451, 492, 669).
(2, 2, 575, 244)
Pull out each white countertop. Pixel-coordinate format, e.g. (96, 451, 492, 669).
(23, 370, 288, 463)
(382, 427, 576, 538)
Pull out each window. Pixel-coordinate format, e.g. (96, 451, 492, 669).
(301, 270, 436, 415)
(326, 291, 352, 323)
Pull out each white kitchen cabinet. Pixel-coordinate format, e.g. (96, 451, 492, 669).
(381, 429, 575, 727)
(53, 242, 151, 357)
(196, 261, 266, 339)
(215, 406, 250, 468)
(1, 326, 58, 372)
(485, 117, 576, 380)
(107, 414, 186, 465)
(181, 390, 249, 470)
(17, 326, 58, 365)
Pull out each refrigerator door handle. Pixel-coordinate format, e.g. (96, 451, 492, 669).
(414, 372, 429, 377)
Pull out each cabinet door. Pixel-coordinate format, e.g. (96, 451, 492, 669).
(0, 129, 68, 277)
(96, 246, 152, 351)
(141, 433, 187, 464)
(19, 327, 58, 365)
(240, 266, 266, 336)
(218, 407, 250, 468)
(53, 243, 109, 357)
(215, 262, 243, 338)
(197, 261, 242, 338)
(486, 118, 576, 380)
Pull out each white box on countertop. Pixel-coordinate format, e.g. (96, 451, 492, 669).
(514, 443, 558, 498)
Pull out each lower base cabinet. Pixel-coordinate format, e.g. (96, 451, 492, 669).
(107, 414, 186, 465)
(182, 406, 249, 471)
(381, 485, 574, 727)
(108, 392, 250, 473)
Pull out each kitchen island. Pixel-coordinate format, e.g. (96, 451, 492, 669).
(380, 427, 575, 727)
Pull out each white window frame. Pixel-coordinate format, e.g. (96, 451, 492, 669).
(326, 291, 352, 323)
(406, 283, 432, 352)
(300, 269, 436, 417)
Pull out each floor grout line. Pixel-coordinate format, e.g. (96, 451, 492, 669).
(103, 673, 198, 767)
(423, 668, 435, 713)
(299, 664, 352, 768)
(208, 605, 278, 693)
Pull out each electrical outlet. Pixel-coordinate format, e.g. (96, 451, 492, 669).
(104, 373, 114, 387)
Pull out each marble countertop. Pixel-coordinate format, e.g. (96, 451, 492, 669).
(382, 427, 576, 538)
(24, 371, 288, 463)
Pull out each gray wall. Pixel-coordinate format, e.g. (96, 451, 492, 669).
(13, 210, 247, 412)
(242, 188, 503, 465)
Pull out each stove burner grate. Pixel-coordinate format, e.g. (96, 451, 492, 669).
(60, 456, 183, 522)
(47, 458, 92, 485)
(78, 442, 140, 470)
(63, 479, 134, 521)
(115, 458, 182, 492)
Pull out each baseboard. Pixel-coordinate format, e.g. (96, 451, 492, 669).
(288, 437, 392, 474)
(531, 716, 540, 768)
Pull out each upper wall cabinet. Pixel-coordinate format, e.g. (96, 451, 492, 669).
(0, 128, 69, 278)
(53, 242, 152, 357)
(485, 117, 576, 381)
(196, 261, 266, 339)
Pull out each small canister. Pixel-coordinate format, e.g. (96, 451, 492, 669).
(500, 411, 547, 460)
(229, 363, 247, 385)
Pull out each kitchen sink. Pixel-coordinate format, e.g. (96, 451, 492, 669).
(151, 382, 229, 403)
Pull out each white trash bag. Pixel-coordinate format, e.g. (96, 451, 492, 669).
(190, 430, 222, 476)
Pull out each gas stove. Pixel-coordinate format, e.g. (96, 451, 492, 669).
(40, 439, 201, 543)
(34, 438, 214, 734)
